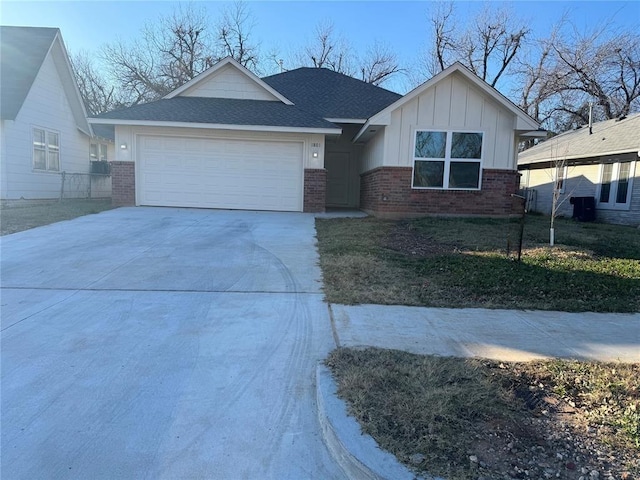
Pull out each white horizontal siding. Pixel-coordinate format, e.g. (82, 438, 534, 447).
(524, 161, 640, 226)
(182, 64, 279, 101)
(1, 52, 90, 200)
(526, 164, 601, 217)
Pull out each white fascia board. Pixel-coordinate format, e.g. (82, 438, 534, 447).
(354, 121, 372, 142)
(520, 148, 639, 165)
(52, 32, 93, 136)
(324, 118, 368, 124)
(353, 118, 389, 142)
(164, 57, 294, 105)
(88, 118, 341, 135)
(518, 130, 548, 138)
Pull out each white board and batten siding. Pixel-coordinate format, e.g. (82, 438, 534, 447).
(361, 71, 518, 173)
(179, 64, 279, 101)
(1, 52, 90, 199)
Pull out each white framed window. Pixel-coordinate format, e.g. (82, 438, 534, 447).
(90, 142, 108, 162)
(597, 161, 635, 210)
(33, 128, 59, 171)
(412, 130, 483, 190)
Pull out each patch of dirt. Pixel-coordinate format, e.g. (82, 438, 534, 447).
(466, 396, 638, 480)
(385, 221, 458, 257)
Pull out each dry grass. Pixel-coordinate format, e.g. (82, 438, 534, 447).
(315, 215, 640, 312)
(327, 347, 640, 480)
(0, 199, 114, 235)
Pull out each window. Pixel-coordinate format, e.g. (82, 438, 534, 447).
(33, 128, 60, 171)
(597, 161, 635, 210)
(90, 142, 108, 162)
(413, 130, 483, 190)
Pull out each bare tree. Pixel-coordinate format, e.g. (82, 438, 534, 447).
(429, 2, 456, 75)
(427, 3, 529, 88)
(218, 1, 259, 71)
(293, 20, 403, 86)
(358, 41, 402, 86)
(296, 21, 354, 75)
(102, 3, 216, 103)
(551, 25, 640, 123)
(516, 18, 639, 134)
(70, 51, 124, 115)
(100, 2, 261, 105)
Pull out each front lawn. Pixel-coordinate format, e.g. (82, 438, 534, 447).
(315, 215, 640, 312)
(0, 199, 114, 235)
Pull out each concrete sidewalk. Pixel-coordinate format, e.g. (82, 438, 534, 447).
(318, 304, 639, 480)
(330, 304, 640, 362)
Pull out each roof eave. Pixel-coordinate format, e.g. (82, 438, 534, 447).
(518, 129, 547, 138)
(325, 118, 368, 124)
(519, 147, 640, 165)
(353, 117, 391, 143)
(88, 118, 341, 135)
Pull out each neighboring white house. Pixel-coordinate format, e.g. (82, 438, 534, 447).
(0, 26, 113, 201)
(519, 114, 640, 227)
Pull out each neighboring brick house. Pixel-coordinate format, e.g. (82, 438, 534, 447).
(89, 58, 541, 216)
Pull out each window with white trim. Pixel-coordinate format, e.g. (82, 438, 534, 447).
(412, 130, 483, 189)
(597, 161, 635, 210)
(90, 142, 108, 162)
(33, 128, 60, 171)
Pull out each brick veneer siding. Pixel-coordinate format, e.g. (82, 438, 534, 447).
(360, 167, 520, 218)
(303, 168, 326, 213)
(111, 161, 135, 206)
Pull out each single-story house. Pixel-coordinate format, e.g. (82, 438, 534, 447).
(519, 114, 640, 226)
(90, 57, 541, 216)
(0, 26, 113, 201)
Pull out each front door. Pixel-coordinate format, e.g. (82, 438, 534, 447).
(325, 152, 350, 207)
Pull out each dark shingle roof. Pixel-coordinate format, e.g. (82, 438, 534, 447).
(1, 26, 59, 119)
(262, 67, 402, 120)
(93, 97, 338, 130)
(519, 113, 640, 165)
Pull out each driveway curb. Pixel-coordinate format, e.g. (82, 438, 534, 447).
(316, 365, 427, 480)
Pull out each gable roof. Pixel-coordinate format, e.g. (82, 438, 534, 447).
(0, 25, 91, 135)
(262, 67, 402, 122)
(164, 56, 293, 105)
(1, 26, 58, 119)
(519, 113, 640, 166)
(90, 97, 340, 134)
(354, 62, 540, 142)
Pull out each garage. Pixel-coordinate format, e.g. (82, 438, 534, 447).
(137, 135, 304, 211)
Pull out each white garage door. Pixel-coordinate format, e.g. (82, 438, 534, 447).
(137, 135, 304, 211)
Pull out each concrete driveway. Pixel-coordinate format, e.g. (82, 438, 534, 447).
(1, 207, 345, 479)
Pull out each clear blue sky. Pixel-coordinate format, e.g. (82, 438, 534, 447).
(2, 1, 638, 93)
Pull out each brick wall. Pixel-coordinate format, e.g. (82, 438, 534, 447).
(111, 161, 135, 206)
(303, 168, 326, 213)
(360, 167, 520, 217)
